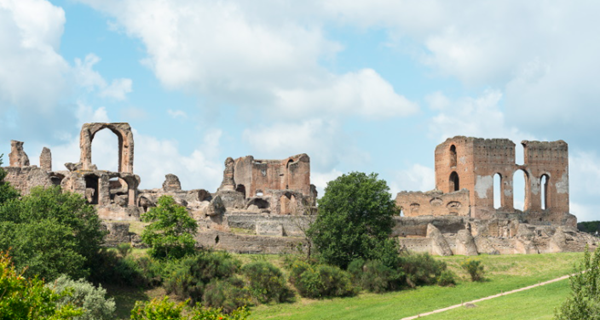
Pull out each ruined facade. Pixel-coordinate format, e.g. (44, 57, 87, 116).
(3, 126, 591, 255)
(397, 136, 574, 226)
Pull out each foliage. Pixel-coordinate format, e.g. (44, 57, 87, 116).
(0, 251, 82, 320)
(307, 172, 398, 269)
(348, 259, 402, 293)
(141, 196, 198, 260)
(577, 221, 600, 235)
(460, 258, 485, 282)
(163, 251, 241, 303)
(47, 275, 116, 320)
(202, 277, 252, 313)
(117, 243, 133, 258)
(0, 186, 105, 280)
(241, 261, 294, 303)
(131, 296, 250, 320)
(437, 270, 457, 287)
(88, 249, 162, 288)
(288, 260, 356, 299)
(0, 156, 19, 205)
(555, 246, 600, 320)
(402, 252, 450, 286)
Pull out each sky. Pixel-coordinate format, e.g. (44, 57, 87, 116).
(1, 0, 600, 221)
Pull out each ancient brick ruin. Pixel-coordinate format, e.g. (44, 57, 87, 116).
(2, 125, 595, 255)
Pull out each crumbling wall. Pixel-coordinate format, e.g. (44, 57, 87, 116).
(395, 189, 469, 217)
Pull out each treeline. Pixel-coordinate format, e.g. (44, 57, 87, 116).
(0, 162, 459, 319)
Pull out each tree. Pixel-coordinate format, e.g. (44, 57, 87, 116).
(141, 195, 198, 259)
(306, 172, 399, 269)
(0, 251, 82, 319)
(555, 246, 600, 319)
(0, 187, 105, 280)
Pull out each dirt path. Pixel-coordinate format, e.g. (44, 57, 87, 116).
(400, 274, 572, 320)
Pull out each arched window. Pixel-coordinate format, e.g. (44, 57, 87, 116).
(91, 129, 119, 172)
(513, 169, 529, 211)
(450, 145, 457, 167)
(541, 174, 549, 210)
(494, 173, 502, 209)
(449, 171, 460, 191)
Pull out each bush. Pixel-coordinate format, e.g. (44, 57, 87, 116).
(47, 275, 116, 320)
(556, 246, 600, 319)
(437, 270, 457, 287)
(0, 187, 105, 281)
(88, 249, 161, 288)
(131, 296, 250, 320)
(141, 196, 198, 260)
(241, 261, 294, 303)
(202, 277, 251, 313)
(399, 252, 449, 287)
(163, 251, 241, 303)
(348, 259, 403, 293)
(460, 258, 485, 282)
(0, 251, 82, 319)
(117, 243, 133, 258)
(289, 260, 356, 299)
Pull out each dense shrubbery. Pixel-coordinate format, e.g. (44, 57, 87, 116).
(0, 251, 83, 319)
(288, 260, 356, 299)
(241, 261, 294, 304)
(348, 259, 403, 293)
(556, 246, 600, 320)
(131, 296, 250, 320)
(47, 275, 116, 320)
(401, 252, 450, 287)
(460, 258, 485, 282)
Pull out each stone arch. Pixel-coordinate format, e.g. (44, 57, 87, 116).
(449, 171, 460, 191)
(80, 123, 134, 173)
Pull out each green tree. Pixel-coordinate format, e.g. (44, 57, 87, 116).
(0, 187, 105, 280)
(306, 172, 399, 269)
(0, 251, 83, 320)
(555, 246, 600, 319)
(141, 196, 198, 259)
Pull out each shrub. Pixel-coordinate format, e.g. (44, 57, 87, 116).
(348, 259, 403, 293)
(0, 251, 82, 319)
(117, 243, 133, 258)
(131, 296, 250, 320)
(460, 258, 485, 282)
(289, 261, 356, 299)
(163, 251, 241, 303)
(401, 253, 448, 287)
(202, 277, 251, 313)
(241, 261, 294, 303)
(556, 246, 600, 319)
(437, 270, 457, 287)
(89, 249, 160, 288)
(47, 275, 116, 320)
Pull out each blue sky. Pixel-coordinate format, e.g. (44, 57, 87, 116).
(2, 0, 600, 221)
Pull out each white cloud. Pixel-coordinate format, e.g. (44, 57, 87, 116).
(429, 90, 534, 143)
(242, 118, 369, 172)
(76, 0, 417, 120)
(311, 169, 343, 199)
(389, 163, 435, 195)
(167, 109, 187, 120)
(74, 53, 132, 100)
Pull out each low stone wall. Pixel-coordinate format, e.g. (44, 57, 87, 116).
(396, 189, 470, 217)
(195, 231, 305, 254)
(226, 214, 311, 237)
(392, 216, 467, 237)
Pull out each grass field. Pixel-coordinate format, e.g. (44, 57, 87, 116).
(249, 252, 582, 320)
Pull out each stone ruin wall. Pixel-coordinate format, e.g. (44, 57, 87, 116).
(396, 136, 573, 226)
(396, 189, 469, 217)
(2, 124, 590, 255)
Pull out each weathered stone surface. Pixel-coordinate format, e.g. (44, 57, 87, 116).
(455, 229, 478, 256)
(40, 147, 52, 171)
(474, 236, 500, 255)
(256, 221, 284, 236)
(195, 231, 305, 254)
(217, 157, 236, 192)
(102, 222, 131, 246)
(396, 189, 469, 217)
(206, 196, 225, 217)
(163, 174, 182, 192)
(426, 223, 452, 256)
(9, 140, 29, 167)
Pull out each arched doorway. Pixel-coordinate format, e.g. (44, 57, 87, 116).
(541, 174, 549, 210)
(513, 169, 529, 211)
(449, 171, 460, 191)
(494, 173, 502, 209)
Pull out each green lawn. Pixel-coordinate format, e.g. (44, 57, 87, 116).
(249, 252, 581, 320)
